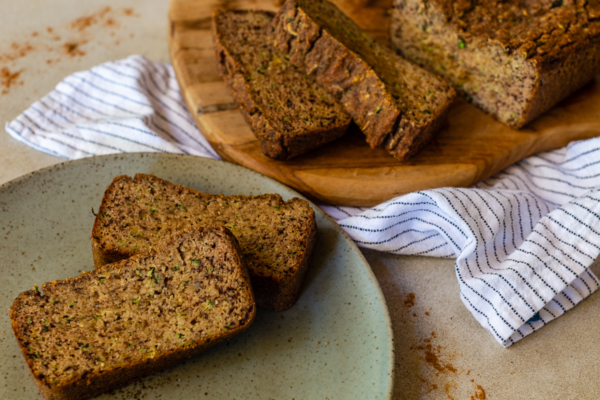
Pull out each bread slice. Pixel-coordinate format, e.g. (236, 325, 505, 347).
(390, 0, 600, 128)
(212, 10, 351, 160)
(10, 226, 255, 400)
(271, 0, 456, 160)
(91, 174, 317, 311)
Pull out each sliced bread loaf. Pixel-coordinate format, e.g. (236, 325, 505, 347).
(271, 0, 456, 160)
(91, 174, 317, 311)
(212, 10, 351, 160)
(11, 226, 255, 400)
(390, 0, 600, 128)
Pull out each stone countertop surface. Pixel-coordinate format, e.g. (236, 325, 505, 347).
(1, 1, 599, 399)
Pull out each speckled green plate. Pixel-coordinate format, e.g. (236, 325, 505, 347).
(0, 153, 393, 400)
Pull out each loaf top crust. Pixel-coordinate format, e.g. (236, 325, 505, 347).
(11, 226, 255, 390)
(92, 174, 316, 283)
(429, 0, 600, 63)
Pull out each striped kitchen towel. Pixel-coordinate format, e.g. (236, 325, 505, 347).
(6, 55, 600, 347)
(6, 55, 219, 160)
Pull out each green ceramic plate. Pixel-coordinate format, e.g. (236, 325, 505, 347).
(0, 153, 393, 399)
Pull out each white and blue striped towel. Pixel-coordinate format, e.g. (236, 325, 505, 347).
(7, 55, 600, 347)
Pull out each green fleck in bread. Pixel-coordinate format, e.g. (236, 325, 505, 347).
(271, 0, 456, 160)
(91, 174, 317, 311)
(391, 0, 600, 128)
(212, 10, 351, 160)
(10, 226, 255, 400)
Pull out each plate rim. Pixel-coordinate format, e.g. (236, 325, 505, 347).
(0, 152, 395, 399)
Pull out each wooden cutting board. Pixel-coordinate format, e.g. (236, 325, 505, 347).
(167, 0, 600, 207)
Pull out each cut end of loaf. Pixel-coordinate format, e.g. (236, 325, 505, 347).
(391, 1, 536, 128)
(391, 0, 600, 128)
(11, 226, 255, 399)
(272, 0, 456, 160)
(212, 10, 351, 160)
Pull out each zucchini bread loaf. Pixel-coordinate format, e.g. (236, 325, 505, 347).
(92, 174, 317, 311)
(212, 10, 351, 160)
(11, 226, 255, 400)
(391, 0, 600, 128)
(271, 0, 456, 160)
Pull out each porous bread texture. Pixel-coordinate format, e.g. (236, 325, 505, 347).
(271, 0, 456, 160)
(10, 226, 255, 400)
(212, 10, 351, 160)
(92, 174, 317, 311)
(391, 0, 600, 128)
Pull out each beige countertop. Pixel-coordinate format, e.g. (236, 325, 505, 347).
(1, 1, 600, 399)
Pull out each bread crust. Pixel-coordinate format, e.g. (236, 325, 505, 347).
(12, 226, 256, 400)
(272, 1, 400, 150)
(386, 99, 452, 160)
(211, 10, 350, 160)
(523, 42, 600, 127)
(91, 174, 317, 311)
(249, 198, 317, 310)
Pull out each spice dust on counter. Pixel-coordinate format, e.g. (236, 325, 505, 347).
(445, 381, 458, 400)
(70, 6, 113, 31)
(471, 384, 486, 399)
(1, 67, 23, 94)
(404, 292, 416, 308)
(416, 335, 457, 374)
(0, 6, 138, 94)
(403, 292, 491, 399)
(63, 42, 87, 57)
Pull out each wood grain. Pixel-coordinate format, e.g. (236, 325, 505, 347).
(168, 0, 600, 206)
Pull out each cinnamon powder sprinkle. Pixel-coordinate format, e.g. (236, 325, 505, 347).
(418, 341, 458, 375)
(104, 18, 118, 28)
(0, 42, 34, 63)
(70, 6, 112, 32)
(123, 8, 138, 17)
(1, 67, 23, 94)
(405, 294, 489, 398)
(0, 6, 138, 93)
(445, 382, 457, 400)
(63, 42, 86, 57)
(404, 292, 416, 308)
(471, 384, 486, 399)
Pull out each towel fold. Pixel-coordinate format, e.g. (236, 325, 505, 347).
(7, 55, 600, 347)
(6, 55, 218, 160)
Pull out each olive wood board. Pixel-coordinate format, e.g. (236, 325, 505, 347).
(168, 0, 600, 207)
